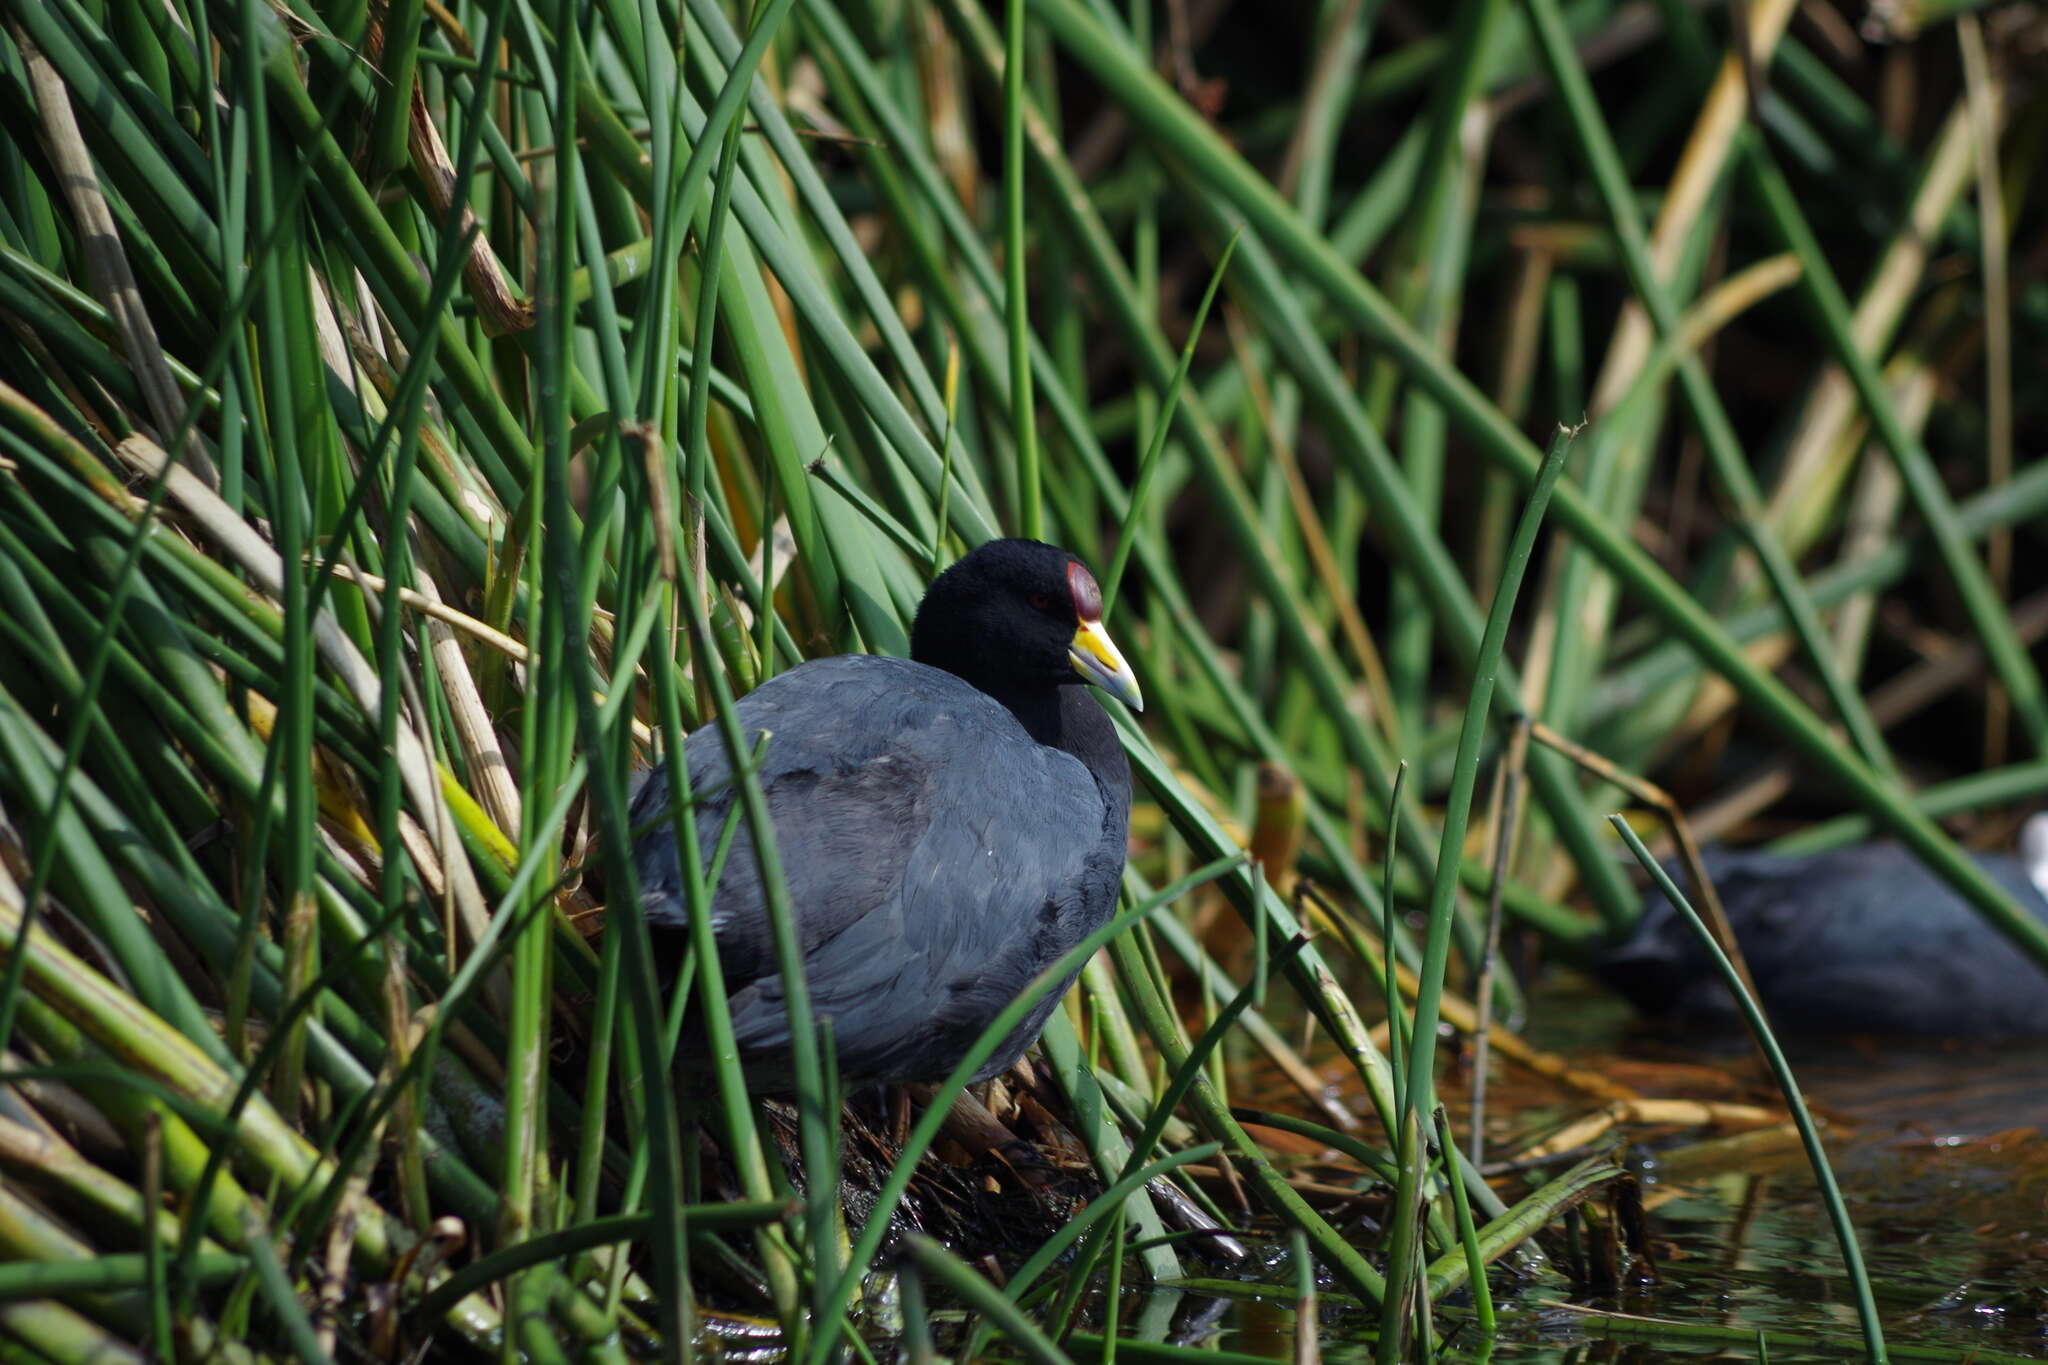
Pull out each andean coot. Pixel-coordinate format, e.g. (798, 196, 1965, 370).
(628, 539, 1142, 1089)
(1601, 818, 2048, 1038)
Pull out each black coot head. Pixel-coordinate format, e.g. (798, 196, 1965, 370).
(910, 539, 1142, 710)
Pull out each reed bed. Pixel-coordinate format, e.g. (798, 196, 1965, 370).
(0, 0, 2042, 1360)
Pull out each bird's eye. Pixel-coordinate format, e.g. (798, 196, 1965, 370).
(1028, 592, 1053, 610)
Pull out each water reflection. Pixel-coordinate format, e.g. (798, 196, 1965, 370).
(1187, 1020, 2048, 1362)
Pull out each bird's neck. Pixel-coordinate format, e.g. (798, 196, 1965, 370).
(996, 689, 1128, 802)
(989, 685, 1069, 749)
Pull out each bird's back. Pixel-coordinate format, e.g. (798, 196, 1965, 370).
(629, 654, 1128, 1086)
(1601, 842, 2048, 1037)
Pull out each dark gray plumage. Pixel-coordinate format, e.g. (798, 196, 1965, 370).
(628, 540, 1138, 1089)
(1600, 838, 2048, 1039)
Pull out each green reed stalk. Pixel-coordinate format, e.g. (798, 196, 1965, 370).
(1433, 1106, 1493, 1335)
(1383, 760, 1409, 1106)
(1375, 0, 1504, 723)
(1103, 230, 1239, 613)
(1383, 423, 1575, 1359)
(1404, 423, 1573, 1115)
(1005, 0, 1041, 539)
(1611, 818, 1887, 1364)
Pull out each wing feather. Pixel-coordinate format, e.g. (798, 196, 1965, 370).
(631, 655, 1120, 1085)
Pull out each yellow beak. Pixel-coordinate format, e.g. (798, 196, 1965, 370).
(1069, 618, 1143, 712)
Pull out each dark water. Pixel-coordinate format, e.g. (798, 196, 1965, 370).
(1610, 1045, 2048, 1359)
(1174, 981, 2048, 1363)
(1602, 1096, 2048, 1361)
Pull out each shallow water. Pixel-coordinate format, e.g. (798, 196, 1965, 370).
(1600, 1111, 2048, 1360)
(1177, 979, 2048, 1363)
